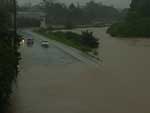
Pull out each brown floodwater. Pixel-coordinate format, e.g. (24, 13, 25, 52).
(9, 27, 150, 113)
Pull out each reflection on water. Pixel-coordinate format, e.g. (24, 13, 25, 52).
(9, 27, 150, 113)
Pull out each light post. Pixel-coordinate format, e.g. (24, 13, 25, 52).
(13, 0, 17, 36)
(43, 0, 48, 27)
(12, 0, 18, 77)
(12, 0, 17, 47)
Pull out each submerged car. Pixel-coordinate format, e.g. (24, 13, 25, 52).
(41, 40, 49, 48)
(27, 37, 34, 46)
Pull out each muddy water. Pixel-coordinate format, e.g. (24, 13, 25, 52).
(9, 27, 150, 113)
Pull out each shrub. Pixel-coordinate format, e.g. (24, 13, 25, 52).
(80, 30, 99, 48)
(108, 18, 150, 37)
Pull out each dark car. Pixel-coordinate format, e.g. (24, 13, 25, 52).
(27, 38, 34, 46)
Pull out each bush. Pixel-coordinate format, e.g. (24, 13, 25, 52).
(108, 18, 150, 37)
(53, 31, 99, 49)
(80, 30, 99, 48)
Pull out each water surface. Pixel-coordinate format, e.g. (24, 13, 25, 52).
(9, 27, 150, 113)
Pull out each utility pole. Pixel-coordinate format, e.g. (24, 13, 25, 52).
(13, 0, 17, 48)
(12, 0, 18, 76)
(42, 0, 48, 28)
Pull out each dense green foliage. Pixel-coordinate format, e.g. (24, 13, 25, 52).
(17, 17, 40, 28)
(80, 31, 99, 48)
(43, 0, 119, 25)
(108, 0, 150, 37)
(18, 0, 119, 26)
(0, 5, 20, 112)
(36, 30, 99, 52)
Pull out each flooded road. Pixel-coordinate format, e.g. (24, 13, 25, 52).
(10, 27, 150, 113)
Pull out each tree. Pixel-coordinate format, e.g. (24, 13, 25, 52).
(39, 0, 119, 26)
(108, 0, 150, 37)
(130, 0, 150, 17)
(0, 2, 20, 112)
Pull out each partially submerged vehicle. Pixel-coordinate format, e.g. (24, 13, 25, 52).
(27, 37, 34, 45)
(41, 40, 49, 48)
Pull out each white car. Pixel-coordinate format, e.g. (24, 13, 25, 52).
(41, 40, 49, 48)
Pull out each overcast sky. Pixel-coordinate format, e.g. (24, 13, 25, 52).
(18, 0, 131, 9)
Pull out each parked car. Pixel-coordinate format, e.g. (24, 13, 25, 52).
(41, 40, 49, 48)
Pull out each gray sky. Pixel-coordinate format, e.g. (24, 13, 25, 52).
(18, 0, 131, 9)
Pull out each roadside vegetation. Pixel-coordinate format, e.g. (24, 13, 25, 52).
(17, 0, 120, 28)
(0, 5, 20, 112)
(107, 0, 150, 37)
(36, 29, 99, 54)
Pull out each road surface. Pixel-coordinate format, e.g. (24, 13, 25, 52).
(9, 30, 101, 113)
